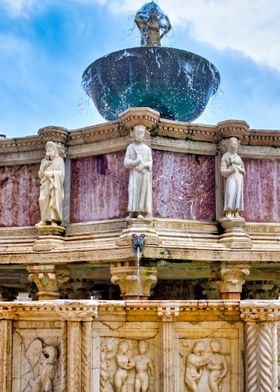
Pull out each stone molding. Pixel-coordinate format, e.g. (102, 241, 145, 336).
(240, 301, 280, 322)
(119, 107, 160, 130)
(1, 114, 280, 166)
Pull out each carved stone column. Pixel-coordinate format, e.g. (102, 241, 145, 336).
(158, 306, 179, 392)
(0, 309, 14, 392)
(28, 264, 70, 300)
(110, 261, 157, 299)
(219, 263, 250, 300)
(56, 304, 98, 392)
(241, 303, 279, 392)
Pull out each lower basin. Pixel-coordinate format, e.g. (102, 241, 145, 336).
(82, 47, 220, 122)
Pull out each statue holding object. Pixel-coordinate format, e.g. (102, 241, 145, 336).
(36, 141, 65, 227)
(220, 137, 245, 219)
(124, 125, 153, 219)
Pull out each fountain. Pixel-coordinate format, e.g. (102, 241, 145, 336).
(82, 1, 220, 122)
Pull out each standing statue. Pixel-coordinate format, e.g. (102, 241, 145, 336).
(133, 340, 154, 392)
(207, 341, 228, 392)
(185, 341, 208, 392)
(113, 341, 134, 392)
(36, 141, 65, 227)
(32, 346, 57, 392)
(135, 1, 171, 47)
(124, 125, 152, 219)
(220, 137, 245, 219)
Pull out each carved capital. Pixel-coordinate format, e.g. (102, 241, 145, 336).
(219, 263, 250, 299)
(119, 107, 160, 130)
(110, 262, 157, 299)
(38, 125, 68, 145)
(28, 264, 70, 300)
(157, 306, 179, 322)
(217, 119, 249, 142)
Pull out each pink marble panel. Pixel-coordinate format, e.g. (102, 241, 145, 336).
(0, 164, 40, 227)
(70, 152, 129, 222)
(243, 159, 280, 222)
(153, 151, 216, 220)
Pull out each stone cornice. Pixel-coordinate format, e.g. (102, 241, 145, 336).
(1, 111, 280, 164)
(0, 300, 240, 321)
(240, 300, 280, 322)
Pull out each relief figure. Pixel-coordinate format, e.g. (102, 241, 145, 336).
(185, 341, 208, 392)
(113, 341, 134, 392)
(220, 137, 245, 219)
(133, 340, 153, 392)
(100, 339, 116, 392)
(32, 345, 58, 392)
(207, 340, 228, 392)
(124, 125, 152, 219)
(37, 141, 65, 227)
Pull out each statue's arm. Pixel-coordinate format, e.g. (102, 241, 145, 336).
(124, 145, 140, 169)
(220, 155, 234, 178)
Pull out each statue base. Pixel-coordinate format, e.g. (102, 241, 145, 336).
(33, 224, 65, 251)
(116, 218, 161, 247)
(219, 218, 252, 249)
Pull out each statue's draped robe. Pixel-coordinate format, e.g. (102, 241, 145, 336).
(221, 152, 244, 213)
(124, 142, 152, 215)
(38, 156, 65, 223)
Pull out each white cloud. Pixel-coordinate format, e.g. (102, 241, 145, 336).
(0, 0, 47, 17)
(91, 0, 280, 72)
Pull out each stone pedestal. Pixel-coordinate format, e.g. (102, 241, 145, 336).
(110, 261, 157, 299)
(220, 218, 252, 249)
(116, 218, 161, 247)
(34, 224, 65, 251)
(28, 264, 70, 300)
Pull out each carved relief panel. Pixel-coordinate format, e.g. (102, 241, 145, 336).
(92, 322, 159, 392)
(175, 322, 243, 392)
(12, 323, 62, 392)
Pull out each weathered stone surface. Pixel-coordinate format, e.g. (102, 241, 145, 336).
(0, 164, 40, 227)
(243, 159, 280, 222)
(153, 150, 216, 220)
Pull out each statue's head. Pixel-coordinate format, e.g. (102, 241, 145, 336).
(134, 124, 146, 143)
(118, 340, 129, 354)
(210, 340, 222, 353)
(138, 340, 148, 354)
(228, 137, 239, 154)
(45, 141, 58, 160)
(193, 341, 206, 355)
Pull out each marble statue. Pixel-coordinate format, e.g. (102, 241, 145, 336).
(207, 341, 228, 392)
(185, 341, 208, 392)
(124, 125, 152, 219)
(113, 340, 134, 392)
(37, 141, 65, 227)
(32, 345, 57, 392)
(220, 137, 245, 219)
(133, 340, 153, 392)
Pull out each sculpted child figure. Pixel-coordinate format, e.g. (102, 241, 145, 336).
(133, 340, 154, 392)
(113, 341, 134, 392)
(207, 340, 228, 392)
(185, 341, 208, 392)
(36, 141, 65, 227)
(124, 125, 152, 219)
(220, 137, 245, 219)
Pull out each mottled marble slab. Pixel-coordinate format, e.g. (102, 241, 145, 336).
(0, 164, 40, 227)
(243, 159, 280, 222)
(70, 151, 129, 222)
(153, 150, 216, 221)
(71, 151, 216, 223)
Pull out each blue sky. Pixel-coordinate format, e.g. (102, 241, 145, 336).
(0, 0, 280, 138)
